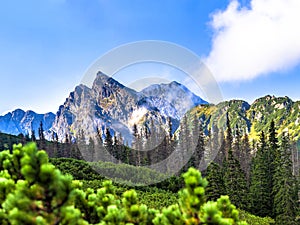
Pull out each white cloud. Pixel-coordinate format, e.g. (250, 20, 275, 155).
(204, 0, 300, 82)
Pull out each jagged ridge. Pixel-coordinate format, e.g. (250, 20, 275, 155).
(0, 109, 55, 136)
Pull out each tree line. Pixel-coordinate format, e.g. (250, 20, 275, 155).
(0, 113, 299, 224)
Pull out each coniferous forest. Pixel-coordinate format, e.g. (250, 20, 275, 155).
(0, 110, 299, 224)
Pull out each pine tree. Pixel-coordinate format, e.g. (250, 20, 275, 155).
(240, 133, 252, 182)
(291, 141, 300, 177)
(223, 114, 249, 210)
(178, 114, 191, 171)
(38, 121, 45, 141)
(225, 112, 233, 161)
(205, 162, 225, 201)
(0, 144, 249, 225)
(77, 129, 87, 160)
(88, 137, 95, 162)
(38, 121, 47, 154)
(267, 120, 279, 216)
(147, 119, 157, 165)
(52, 132, 59, 158)
(167, 117, 173, 141)
(233, 124, 241, 161)
(223, 149, 249, 210)
(94, 125, 104, 162)
(189, 118, 205, 169)
(104, 128, 114, 162)
(0, 143, 85, 224)
(31, 129, 36, 142)
(25, 133, 31, 142)
(272, 133, 299, 224)
(249, 131, 271, 217)
(206, 126, 213, 161)
(215, 128, 226, 165)
(211, 124, 220, 158)
(132, 124, 143, 166)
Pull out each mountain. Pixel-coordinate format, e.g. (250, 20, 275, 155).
(189, 95, 300, 140)
(50, 72, 207, 143)
(0, 109, 55, 136)
(141, 81, 208, 119)
(1, 72, 299, 143)
(0, 72, 207, 143)
(51, 72, 139, 143)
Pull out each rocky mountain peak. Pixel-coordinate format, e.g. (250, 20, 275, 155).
(0, 109, 55, 136)
(1, 72, 210, 143)
(92, 71, 125, 90)
(141, 81, 207, 118)
(11, 109, 25, 120)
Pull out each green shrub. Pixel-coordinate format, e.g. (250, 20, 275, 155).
(0, 143, 253, 224)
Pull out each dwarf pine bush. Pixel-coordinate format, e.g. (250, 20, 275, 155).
(0, 143, 248, 224)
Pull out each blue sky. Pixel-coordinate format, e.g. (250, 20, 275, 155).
(1, 0, 300, 114)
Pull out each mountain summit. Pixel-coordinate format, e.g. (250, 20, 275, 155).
(0, 109, 55, 136)
(141, 81, 208, 119)
(1, 72, 207, 142)
(1, 73, 299, 143)
(50, 72, 207, 142)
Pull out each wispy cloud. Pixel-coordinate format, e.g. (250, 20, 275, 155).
(204, 0, 300, 82)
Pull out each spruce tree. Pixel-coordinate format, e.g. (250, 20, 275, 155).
(181, 114, 188, 166)
(211, 124, 220, 160)
(132, 124, 142, 166)
(240, 133, 252, 182)
(104, 128, 114, 162)
(215, 128, 226, 166)
(233, 124, 241, 161)
(94, 125, 105, 162)
(272, 133, 299, 224)
(189, 119, 205, 169)
(225, 112, 233, 161)
(31, 129, 36, 142)
(249, 131, 271, 216)
(38, 121, 45, 141)
(88, 137, 95, 162)
(77, 129, 87, 160)
(205, 162, 225, 201)
(223, 114, 249, 210)
(165, 117, 175, 172)
(267, 120, 279, 216)
(223, 149, 249, 210)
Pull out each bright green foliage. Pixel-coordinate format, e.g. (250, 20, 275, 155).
(153, 204, 184, 225)
(178, 168, 208, 223)
(80, 180, 179, 210)
(79, 168, 248, 225)
(74, 180, 126, 224)
(0, 143, 249, 224)
(154, 168, 248, 225)
(0, 143, 86, 225)
(238, 210, 274, 225)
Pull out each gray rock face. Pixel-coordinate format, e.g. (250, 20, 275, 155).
(50, 72, 207, 143)
(141, 81, 208, 119)
(0, 109, 55, 136)
(0, 72, 207, 142)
